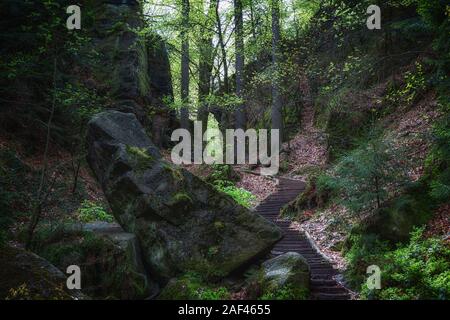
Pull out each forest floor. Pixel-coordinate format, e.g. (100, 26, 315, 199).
(281, 92, 328, 180)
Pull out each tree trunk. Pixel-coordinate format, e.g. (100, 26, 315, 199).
(271, 0, 283, 145)
(198, 0, 217, 143)
(233, 0, 246, 130)
(26, 57, 57, 249)
(374, 175, 381, 209)
(249, 0, 257, 41)
(216, 0, 229, 94)
(180, 0, 190, 130)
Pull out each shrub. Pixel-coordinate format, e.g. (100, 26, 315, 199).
(321, 136, 411, 215)
(214, 181, 256, 208)
(206, 165, 255, 208)
(346, 227, 450, 300)
(344, 233, 391, 289)
(77, 200, 113, 223)
(385, 62, 427, 108)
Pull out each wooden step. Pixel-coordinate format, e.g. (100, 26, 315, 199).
(311, 286, 349, 294)
(310, 279, 337, 286)
(312, 293, 351, 300)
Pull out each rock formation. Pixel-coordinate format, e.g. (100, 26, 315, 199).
(87, 111, 282, 281)
(34, 221, 158, 299)
(0, 246, 86, 300)
(91, 0, 176, 146)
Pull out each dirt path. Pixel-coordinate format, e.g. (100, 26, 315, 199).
(281, 81, 328, 179)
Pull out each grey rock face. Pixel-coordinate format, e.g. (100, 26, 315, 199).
(87, 111, 282, 280)
(91, 2, 175, 145)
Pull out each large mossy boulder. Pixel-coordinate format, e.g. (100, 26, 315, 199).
(259, 252, 310, 299)
(0, 245, 86, 300)
(361, 191, 434, 243)
(86, 111, 282, 280)
(351, 180, 435, 244)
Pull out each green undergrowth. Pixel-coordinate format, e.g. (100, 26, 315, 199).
(259, 284, 309, 300)
(77, 200, 114, 223)
(206, 165, 256, 208)
(158, 272, 231, 300)
(345, 227, 450, 300)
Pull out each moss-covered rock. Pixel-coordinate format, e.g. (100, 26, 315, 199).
(258, 252, 310, 300)
(92, 3, 144, 99)
(87, 111, 282, 281)
(32, 222, 157, 299)
(146, 32, 174, 104)
(358, 181, 435, 243)
(0, 245, 86, 300)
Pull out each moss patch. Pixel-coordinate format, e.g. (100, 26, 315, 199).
(126, 145, 154, 172)
(167, 192, 193, 211)
(162, 163, 184, 182)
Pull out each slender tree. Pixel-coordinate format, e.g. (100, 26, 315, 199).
(26, 57, 58, 249)
(180, 0, 190, 130)
(197, 0, 217, 139)
(271, 0, 283, 145)
(233, 0, 246, 130)
(216, 0, 229, 94)
(249, 0, 258, 41)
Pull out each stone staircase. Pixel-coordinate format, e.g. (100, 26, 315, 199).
(255, 178, 351, 300)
